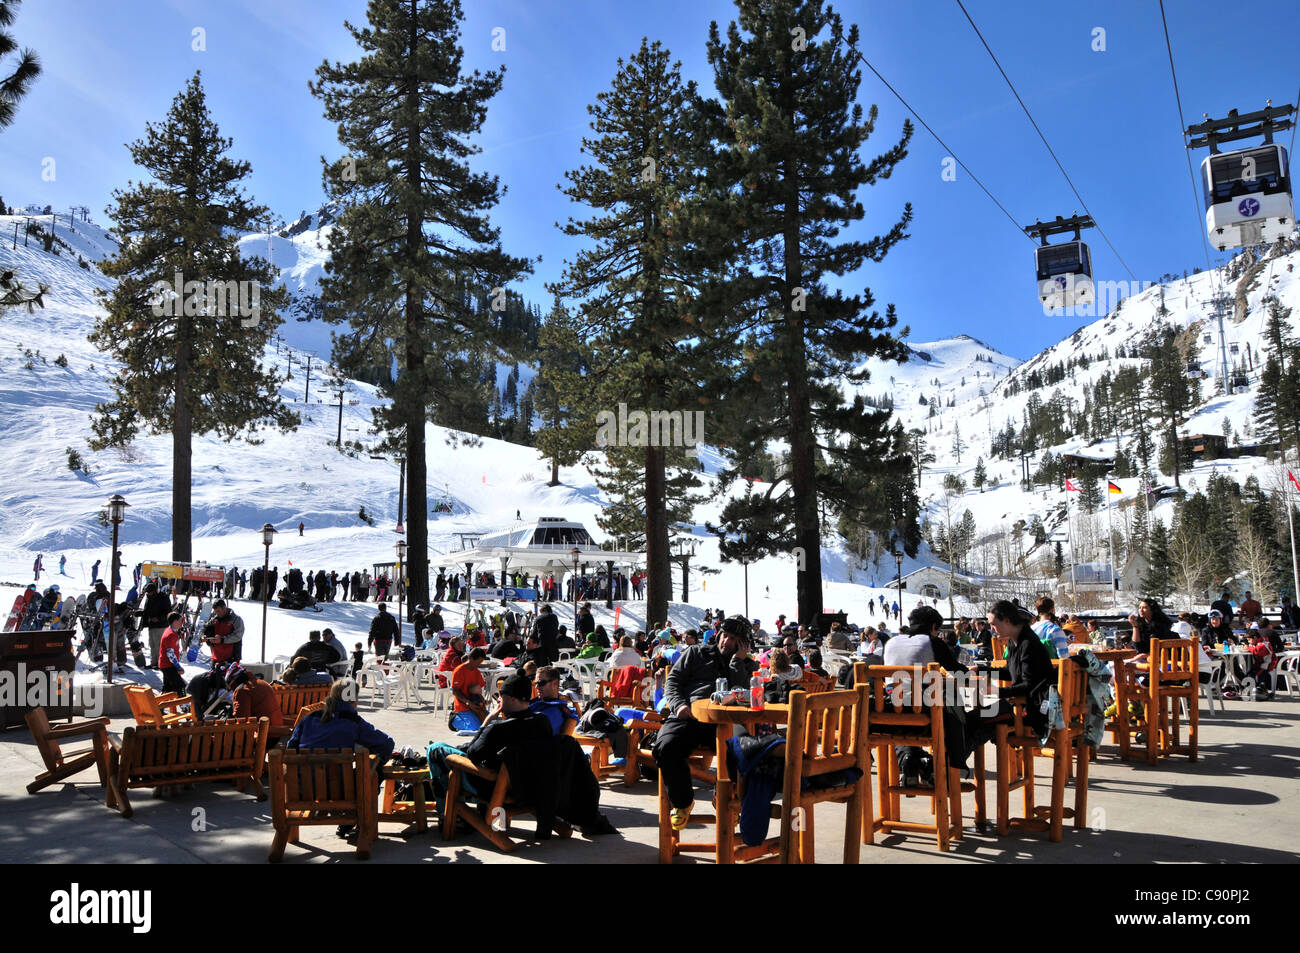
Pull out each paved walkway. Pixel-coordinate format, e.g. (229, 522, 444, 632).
(3, 695, 1298, 864)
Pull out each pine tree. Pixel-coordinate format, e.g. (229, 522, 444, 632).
(1256, 297, 1300, 459)
(1142, 519, 1173, 600)
(532, 297, 593, 485)
(311, 0, 531, 609)
(692, 1, 914, 623)
(973, 457, 987, 491)
(1147, 325, 1196, 486)
(89, 73, 295, 562)
(550, 39, 708, 624)
(0, 0, 46, 313)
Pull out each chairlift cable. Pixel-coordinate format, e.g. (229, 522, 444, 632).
(953, 0, 1137, 282)
(830, 22, 1034, 244)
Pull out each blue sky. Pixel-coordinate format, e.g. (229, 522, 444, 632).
(2, 0, 1297, 360)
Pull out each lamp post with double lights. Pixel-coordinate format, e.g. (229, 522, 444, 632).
(259, 523, 276, 662)
(105, 494, 130, 684)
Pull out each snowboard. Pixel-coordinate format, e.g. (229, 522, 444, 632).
(3, 592, 29, 632)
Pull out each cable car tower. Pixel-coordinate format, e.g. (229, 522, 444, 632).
(1186, 102, 1295, 251)
(1024, 214, 1095, 315)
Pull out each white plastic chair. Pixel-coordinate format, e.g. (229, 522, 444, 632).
(360, 663, 404, 709)
(1275, 654, 1300, 698)
(1200, 658, 1226, 715)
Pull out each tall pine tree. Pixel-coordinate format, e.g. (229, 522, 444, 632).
(550, 39, 707, 624)
(90, 73, 295, 562)
(693, 0, 914, 623)
(311, 0, 531, 609)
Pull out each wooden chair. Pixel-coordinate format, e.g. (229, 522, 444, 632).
(440, 752, 572, 852)
(855, 663, 966, 852)
(106, 717, 269, 818)
(1147, 639, 1198, 764)
(268, 683, 332, 742)
(123, 685, 195, 727)
(267, 744, 379, 861)
(778, 685, 871, 863)
(24, 708, 112, 794)
(656, 726, 724, 864)
(1108, 659, 1146, 762)
(991, 635, 1009, 661)
(991, 659, 1090, 841)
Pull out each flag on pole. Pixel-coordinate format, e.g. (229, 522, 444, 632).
(1107, 481, 1122, 495)
(1289, 470, 1300, 493)
(1065, 479, 1081, 492)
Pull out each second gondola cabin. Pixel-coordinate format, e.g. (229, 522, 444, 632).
(1202, 144, 1293, 250)
(1035, 240, 1093, 314)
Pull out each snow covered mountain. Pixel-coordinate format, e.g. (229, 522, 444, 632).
(2, 204, 1296, 642)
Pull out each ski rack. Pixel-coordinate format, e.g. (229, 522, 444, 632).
(1186, 103, 1296, 154)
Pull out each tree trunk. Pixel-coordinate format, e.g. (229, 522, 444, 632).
(644, 444, 671, 627)
(550, 456, 559, 486)
(401, 6, 429, 613)
(785, 171, 821, 625)
(172, 312, 193, 563)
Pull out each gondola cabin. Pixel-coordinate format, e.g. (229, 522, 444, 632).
(1035, 240, 1093, 313)
(1202, 144, 1293, 250)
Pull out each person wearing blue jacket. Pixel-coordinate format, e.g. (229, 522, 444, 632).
(287, 680, 395, 762)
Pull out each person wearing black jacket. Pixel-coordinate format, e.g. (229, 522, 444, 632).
(1210, 592, 1234, 624)
(578, 603, 596, 640)
(1280, 595, 1300, 630)
(988, 600, 1055, 741)
(368, 603, 400, 658)
(532, 604, 559, 663)
(290, 630, 338, 671)
(654, 615, 758, 831)
(428, 606, 445, 638)
(140, 582, 172, 670)
(1134, 598, 1172, 660)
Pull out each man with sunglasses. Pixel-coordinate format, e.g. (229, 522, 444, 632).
(653, 615, 758, 831)
(527, 666, 582, 734)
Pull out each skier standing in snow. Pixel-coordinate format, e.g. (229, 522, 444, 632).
(59, 555, 67, 575)
(141, 582, 172, 670)
(91, 559, 101, 584)
(239, 569, 248, 599)
(33, 554, 43, 581)
(341, 572, 350, 600)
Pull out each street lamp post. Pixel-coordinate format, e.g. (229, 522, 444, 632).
(105, 495, 130, 684)
(894, 547, 904, 625)
(396, 539, 407, 631)
(570, 546, 581, 631)
(605, 559, 615, 610)
(259, 523, 276, 663)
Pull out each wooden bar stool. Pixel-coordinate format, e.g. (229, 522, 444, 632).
(1107, 658, 1146, 762)
(1147, 639, 1198, 764)
(855, 663, 963, 852)
(778, 685, 871, 864)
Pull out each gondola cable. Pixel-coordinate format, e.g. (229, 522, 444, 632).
(1157, 0, 1218, 279)
(953, 0, 1138, 282)
(829, 21, 1035, 245)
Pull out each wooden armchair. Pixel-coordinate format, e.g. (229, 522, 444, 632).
(24, 707, 112, 794)
(267, 744, 379, 861)
(268, 683, 332, 742)
(123, 685, 195, 727)
(1147, 639, 1198, 764)
(440, 753, 572, 852)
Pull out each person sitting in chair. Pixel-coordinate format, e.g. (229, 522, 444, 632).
(428, 672, 616, 837)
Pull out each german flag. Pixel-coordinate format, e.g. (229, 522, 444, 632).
(1107, 481, 1122, 495)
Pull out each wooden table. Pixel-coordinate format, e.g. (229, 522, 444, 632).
(682, 699, 791, 864)
(379, 766, 433, 834)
